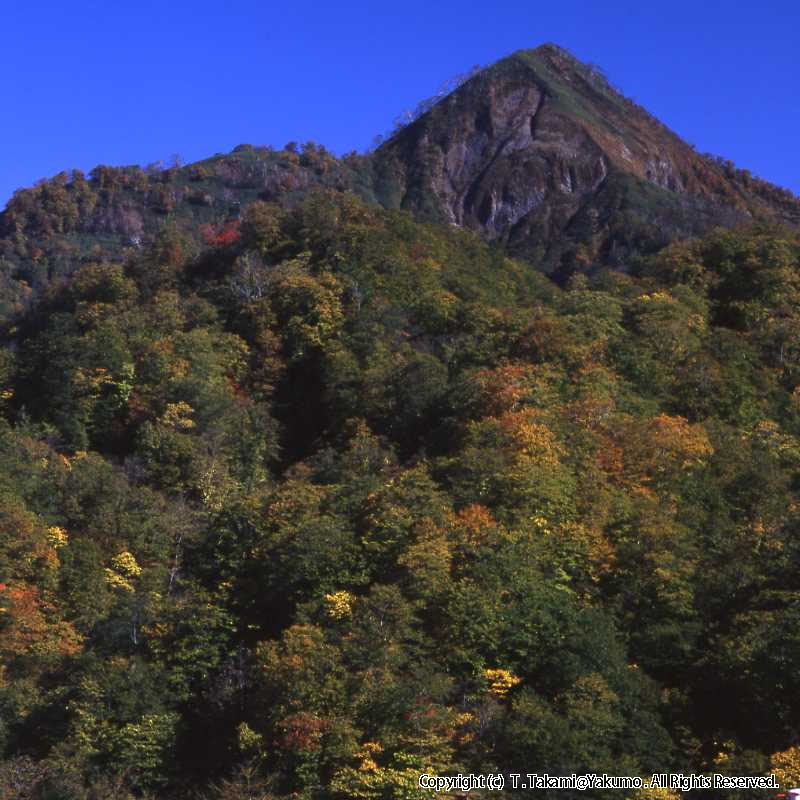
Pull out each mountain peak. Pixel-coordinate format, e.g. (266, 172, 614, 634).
(522, 41, 584, 64)
(1, 45, 797, 284)
(371, 45, 799, 272)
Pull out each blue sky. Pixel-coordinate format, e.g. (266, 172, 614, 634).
(2, 0, 798, 206)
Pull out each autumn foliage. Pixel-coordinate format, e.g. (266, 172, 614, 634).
(0, 185, 798, 799)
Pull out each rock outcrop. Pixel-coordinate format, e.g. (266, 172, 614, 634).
(372, 44, 800, 272)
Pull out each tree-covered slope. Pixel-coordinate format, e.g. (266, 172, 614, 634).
(0, 144, 374, 319)
(2, 185, 800, 797)
(3, 41, 800, 800)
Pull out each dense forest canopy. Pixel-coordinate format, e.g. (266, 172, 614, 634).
(2, 43, 800, 800)
(1, 184, 800, 797)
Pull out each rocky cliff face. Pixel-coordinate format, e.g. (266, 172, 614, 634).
(372, 44, 800, 272)
(379, 71, 606, 235)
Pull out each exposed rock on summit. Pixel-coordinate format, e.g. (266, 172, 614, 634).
(372, 44, 800, 272)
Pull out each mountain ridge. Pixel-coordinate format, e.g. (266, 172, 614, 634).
(0, 42, 797, 299)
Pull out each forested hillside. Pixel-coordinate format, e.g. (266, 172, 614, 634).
(1, 186, 800, 797)
(3, 43, 800, 800)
